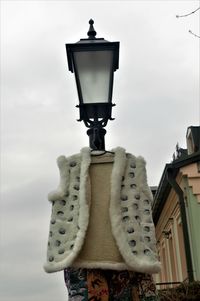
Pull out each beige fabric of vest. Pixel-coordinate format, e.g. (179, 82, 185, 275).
(75, 153, 125, 267)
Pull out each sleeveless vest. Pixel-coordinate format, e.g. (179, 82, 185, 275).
(44, 147, 161, 274)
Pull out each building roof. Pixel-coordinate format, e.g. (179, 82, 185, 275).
(153, 150, 200, 225)
(187, 126, 200, 153)
(150, 186, 158, 197)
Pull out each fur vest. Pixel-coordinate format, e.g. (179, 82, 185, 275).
(44, 147, 161, 274)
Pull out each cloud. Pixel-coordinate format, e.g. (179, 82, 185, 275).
(0, 177, 68, 301)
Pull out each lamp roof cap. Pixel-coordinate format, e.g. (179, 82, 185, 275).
(87, 19, 97, 39)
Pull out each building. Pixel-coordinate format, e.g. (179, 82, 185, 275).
(153, 126, 200, 287)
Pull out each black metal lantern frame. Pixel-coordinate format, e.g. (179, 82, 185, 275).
(66, 20, 119, 150)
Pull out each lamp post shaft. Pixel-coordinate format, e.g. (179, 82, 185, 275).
(87, 127, 106, 150)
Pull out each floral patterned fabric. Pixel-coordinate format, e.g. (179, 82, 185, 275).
(64, 268, 159, 301)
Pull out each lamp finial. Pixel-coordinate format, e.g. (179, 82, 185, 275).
(87, 19, 96, 39)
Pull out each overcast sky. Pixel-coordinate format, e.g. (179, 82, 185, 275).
(1, 1, 199, 301)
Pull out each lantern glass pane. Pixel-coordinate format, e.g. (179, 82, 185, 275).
(74, 50, 113, 103)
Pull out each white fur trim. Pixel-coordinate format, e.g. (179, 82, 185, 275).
(44, 148, 91, 273)
(136, 156, 153, 202)
(48, 155, 69, 201)
(109, 149, 161, 274)
(71, 147, 91, 262)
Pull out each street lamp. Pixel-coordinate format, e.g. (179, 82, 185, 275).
(66, 19, 119, 150)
